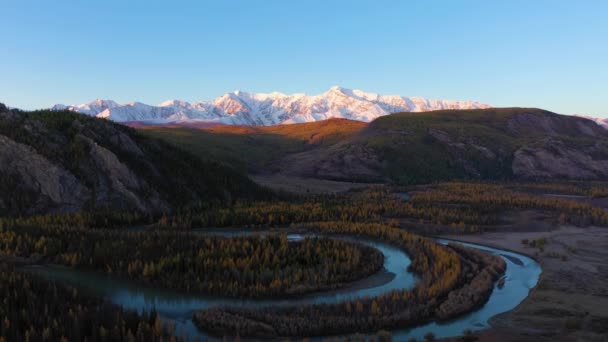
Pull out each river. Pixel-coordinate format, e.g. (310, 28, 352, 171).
(26, 233, 541, 341)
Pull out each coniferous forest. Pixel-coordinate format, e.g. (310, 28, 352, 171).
(0, 263, 186, 342)
(0, 226, 384, 298)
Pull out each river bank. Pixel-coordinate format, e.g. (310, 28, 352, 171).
(442, 225, 608, 341)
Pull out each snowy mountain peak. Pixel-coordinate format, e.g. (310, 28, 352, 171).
(52, 99, 119, 115)
(52, 87, 492, 126)
(325, 86, 350, 95)
(94, 98, 118, 106)
(159, 99, 191, 108)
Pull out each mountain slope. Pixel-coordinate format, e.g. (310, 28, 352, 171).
(141, 118, 366, 173)
(144, 108, 608, 185)
(52, 87, 490, 126)
(0, 104, 269, 216)
(577, 114, 608, 129)
(285, 108, 608, 184)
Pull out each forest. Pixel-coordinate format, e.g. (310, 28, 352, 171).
(0, 263, 187, 342)
(158, 182, 608, 230)
(4, 181, 607, 233)
(0, 226, 383, 298)
(2, 179, 606, 339)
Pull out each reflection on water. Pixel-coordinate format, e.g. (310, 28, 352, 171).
(26, 234, 540, 341)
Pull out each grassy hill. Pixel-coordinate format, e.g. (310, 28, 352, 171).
(361, 108, 608, 183)
(141, 108, 608, 186)
(141, 118, 366, 173)
(0, 106, 270, 216)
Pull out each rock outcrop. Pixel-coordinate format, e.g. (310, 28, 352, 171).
(0, 134, 89, 214)
(512, 139, 608, 179)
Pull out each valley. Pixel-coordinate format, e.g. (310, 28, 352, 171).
(0, 104, 607, 341)
(4, 2, 607, 341)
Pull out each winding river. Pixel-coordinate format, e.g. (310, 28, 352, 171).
(26, 233, 541, 341)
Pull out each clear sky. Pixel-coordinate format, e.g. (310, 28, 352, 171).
(1, 0, 607, 116)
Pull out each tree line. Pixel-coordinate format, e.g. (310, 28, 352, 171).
(508, 180, 608, 198)
(411, 182, 608, 226)
(170, 184, 608, 230)
(2, 182, 606, 233)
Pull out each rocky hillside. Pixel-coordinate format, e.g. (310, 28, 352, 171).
(287, 108, 608, 184)
(0, 104, 269, 216)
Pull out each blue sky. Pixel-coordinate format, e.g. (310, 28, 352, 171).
(1, 0, 607, 116)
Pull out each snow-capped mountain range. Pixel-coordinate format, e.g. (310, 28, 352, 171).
(52, 86, 492, 126)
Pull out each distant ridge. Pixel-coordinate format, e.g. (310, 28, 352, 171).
(52, 86, 490, 126)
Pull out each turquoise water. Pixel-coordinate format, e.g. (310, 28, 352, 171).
(27, 234, 541, 341)
(391, 239, 541, 340)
